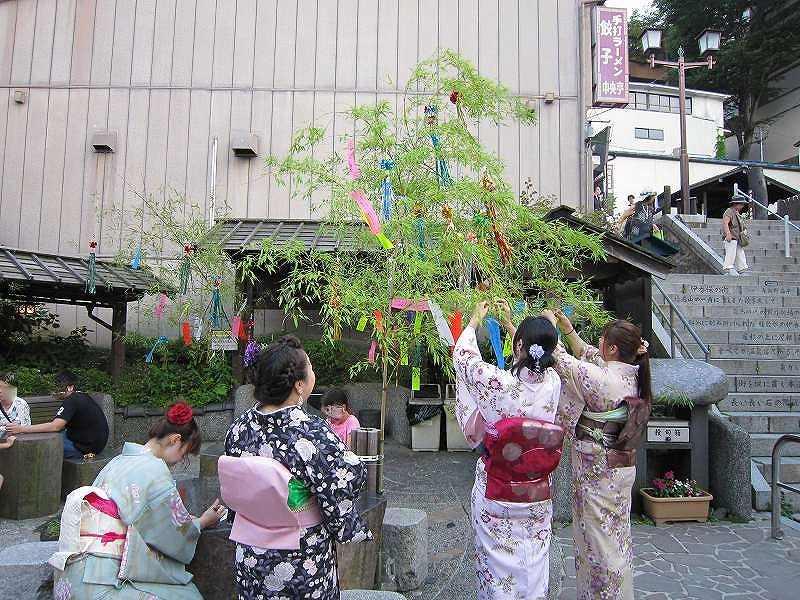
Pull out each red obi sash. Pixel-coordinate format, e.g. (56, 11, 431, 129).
(482, 418, 565, 503)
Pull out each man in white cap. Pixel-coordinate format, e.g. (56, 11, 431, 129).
(721, 193, 750, 276)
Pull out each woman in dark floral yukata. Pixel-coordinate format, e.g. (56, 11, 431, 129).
(222, 335, 373, 600)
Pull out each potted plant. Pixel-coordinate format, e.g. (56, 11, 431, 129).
(640, 471, 713, 526)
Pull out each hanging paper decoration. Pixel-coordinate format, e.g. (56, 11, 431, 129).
(154, 293, 169, 319)
(430, 134, 452, 187)
(131, 245, 142, 270)
(145, 336, 169, 364)
(209, 278, 223, 329)
(391, 298, 430, 312)
(240, 319, 253, 342)
(449, 311, 463, 345)
(190, 315, 204, 340)
(85, 239, 98, 295)
(427, 300, 455, 347)
(231, 315, 242, 340)
(514, 300, 526, 316)
(563, 305, 575, 318)
(356, 315, 368, 332)
(485, 317, 505, 369)
(380, 159, 395, 222)
(179, 244, 193, 294)
(424, 104, 438, 126)
(244, 339, 261, 367)
(181, 321, 192, 346)
(373, 310, 384, 334)
(503, 334, 513, 360)
(450, 90, 460, 104)
(368, 340, 378, 364)
(399, 340, 409, 366)
(481, 172, 512, 264)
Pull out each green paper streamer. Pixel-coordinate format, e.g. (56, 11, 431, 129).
(411, 367, 421, 391)
(503, 334, 513, 359)
(414, 311, 423, 334)
(356, 315, 368, 332)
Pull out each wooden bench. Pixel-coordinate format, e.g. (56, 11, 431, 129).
(26, 396, 62, 425)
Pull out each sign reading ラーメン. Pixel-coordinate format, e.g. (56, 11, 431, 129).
(593, 6, 629, 107)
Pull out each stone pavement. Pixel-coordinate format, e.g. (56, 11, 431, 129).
(382, 442, 800, 600)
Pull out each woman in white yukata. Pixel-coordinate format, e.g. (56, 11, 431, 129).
(543, 310, 651, 600)
(454, 300, 564, 600)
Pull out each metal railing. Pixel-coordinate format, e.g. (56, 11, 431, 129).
(652, 277, 711, 361)
(733, 183, 800, 259)
(771, 434, 800, 540)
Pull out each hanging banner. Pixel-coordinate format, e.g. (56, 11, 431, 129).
(593, 6, 629, 107)
(427, 300, 455, 347)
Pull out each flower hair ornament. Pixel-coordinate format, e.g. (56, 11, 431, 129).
(166, 402, 194, 426)
(528, 344, 545, 361)
(637, 339, 650, 356)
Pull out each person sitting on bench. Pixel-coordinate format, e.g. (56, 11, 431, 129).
(0, 371, 31, 430)
(6, 371, 109, 460)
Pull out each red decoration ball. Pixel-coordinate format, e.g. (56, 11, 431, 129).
(450, 90, 460, 104)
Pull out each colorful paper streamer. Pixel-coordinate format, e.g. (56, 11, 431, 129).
(181, 321, 192, 346)
(414, 311, 424, 334)
(346, 138, 361, 180)
(391, 298, 430, 312)
(427, 300, 455, 347)
(356, 315, 368, 332)
(154, 293, 169, 319)
(351, 190, 394, 250)
(368, 340, 378, 364)
(373, 310, 384, 333)
(411, 367, 421, 391)
(231, 315, 242, 340)
(449, 311, 463, 345)
(145, 336, 169, 363)
(485, 317, 505, 369)
(131, 246, 142, 270)
(85, 240, 97, 295)
(380, 159, 395, 222)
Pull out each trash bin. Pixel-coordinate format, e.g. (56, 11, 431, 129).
(444, 384, 471, 451)
(407, 384, 442, 452)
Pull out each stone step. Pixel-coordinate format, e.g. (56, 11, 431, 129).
(660, 304, 800, 319)
(685, 317, 800, 332)
(710, 359, 800, 376)
(684, 344, 800, 360)
(683, 329, 800, 345)
(752, 457, 800, 484)
(725, 411, 800, 434)
(664, 273, 800, 285)
(731, 374, 800, 394)
(659, 282, 800, 296)
(750, 434, 800, 457)
(718, 393, 800, 413)
(698, 217, 800, 229)
(665, 294, 800, 308)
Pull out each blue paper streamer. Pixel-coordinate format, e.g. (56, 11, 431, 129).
(514, 300, 525, 315)
(145, 336, 169, 363)
(485, 317, 505, 369)
(131, 246, 142, 270)
(430, 134, 452, 187)
(415, 217, 425, 259)
(563, 305, 575, 318)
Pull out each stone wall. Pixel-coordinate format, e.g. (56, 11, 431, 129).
(659, 215, 723, 274)
(709, 408, 752, 519)
(113, 403, 234, 446)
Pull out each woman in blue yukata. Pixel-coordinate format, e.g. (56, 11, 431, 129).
(222, 335, 373, 600)
(50, 402, 226, 600)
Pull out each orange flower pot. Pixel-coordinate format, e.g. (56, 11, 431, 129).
(640, 488, 713, 527)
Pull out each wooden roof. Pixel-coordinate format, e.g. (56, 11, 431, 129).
(214, 219, 358, 254)
(0, 246, 161, 308)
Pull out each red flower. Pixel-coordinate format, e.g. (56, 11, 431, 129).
(166, 402, 193, 426)
(664, 470, 675, 480)
(653, 479, 666, 491)
(450, 90, 460, 104)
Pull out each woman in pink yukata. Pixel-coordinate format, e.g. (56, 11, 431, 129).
(321, 388, 360, 446)
(543, 309, 651, 600)
(454, 300, 564, 600)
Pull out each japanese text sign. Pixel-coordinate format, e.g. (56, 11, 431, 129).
(593, 6, 629, 107)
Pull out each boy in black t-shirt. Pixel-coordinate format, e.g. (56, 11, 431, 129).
(7, 371, 109, 459)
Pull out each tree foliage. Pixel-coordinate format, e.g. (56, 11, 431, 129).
(251, 51, 608, 384)
(635, 1, 800, 157)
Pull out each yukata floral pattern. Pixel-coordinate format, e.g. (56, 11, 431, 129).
(453, 325, 561, 600)
(553, 343, 639, 600)
(224, 405, 372, 600)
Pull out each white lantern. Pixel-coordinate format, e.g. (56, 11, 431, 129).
(640, 29, 663, 55)
(697, 29, 722, 56)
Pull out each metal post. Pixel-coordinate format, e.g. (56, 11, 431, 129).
(785, 215, 791, 259)
(677, 49, 691, 216)
(772, 440, 785, 540)
(669, 304, 676, 357)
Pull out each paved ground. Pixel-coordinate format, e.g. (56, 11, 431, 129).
(2, 442, 800, 599)
(382, 442, 800, 600)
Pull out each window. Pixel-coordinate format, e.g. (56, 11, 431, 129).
(629, 92, 692, 115)
(635, 128, 665, 140)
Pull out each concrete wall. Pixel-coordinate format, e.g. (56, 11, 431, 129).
(0, 0, 587, 345)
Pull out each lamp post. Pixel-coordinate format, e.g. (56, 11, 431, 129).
(641, 28, 721, 215)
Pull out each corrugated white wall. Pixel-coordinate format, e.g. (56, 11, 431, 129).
(0, 0, 584, 344)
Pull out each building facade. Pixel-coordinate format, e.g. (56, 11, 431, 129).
(0, 0, 595, 342)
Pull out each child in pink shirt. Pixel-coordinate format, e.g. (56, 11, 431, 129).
(321, 389, 360, 447)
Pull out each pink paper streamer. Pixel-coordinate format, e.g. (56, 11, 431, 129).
(347, 138, 361, 180)
(352, 190, 381, 236)
(154, 293, 168, 319)
(368, 340, 378, 364)
(231, 315, 242, 340)
(390, 298, 430, 312)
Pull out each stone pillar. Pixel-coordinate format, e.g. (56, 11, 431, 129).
(0, 433, 63, 519)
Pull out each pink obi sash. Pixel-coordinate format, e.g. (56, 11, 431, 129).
(218, 455, 323, 550)
(482, 418, 565, 503)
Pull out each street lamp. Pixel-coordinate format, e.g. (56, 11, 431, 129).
(642, 28, 720, 214)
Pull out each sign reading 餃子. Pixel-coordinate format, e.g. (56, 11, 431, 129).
(593, 6, 629, 107)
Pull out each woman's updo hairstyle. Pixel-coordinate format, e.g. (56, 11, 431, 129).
(148, 401, 201, 455)
(252, 335, 309, 407)
(602, 319, 652, 403)
(511, 316, 558, 377)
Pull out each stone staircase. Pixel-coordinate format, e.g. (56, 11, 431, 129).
(655, 217, 800, 506)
